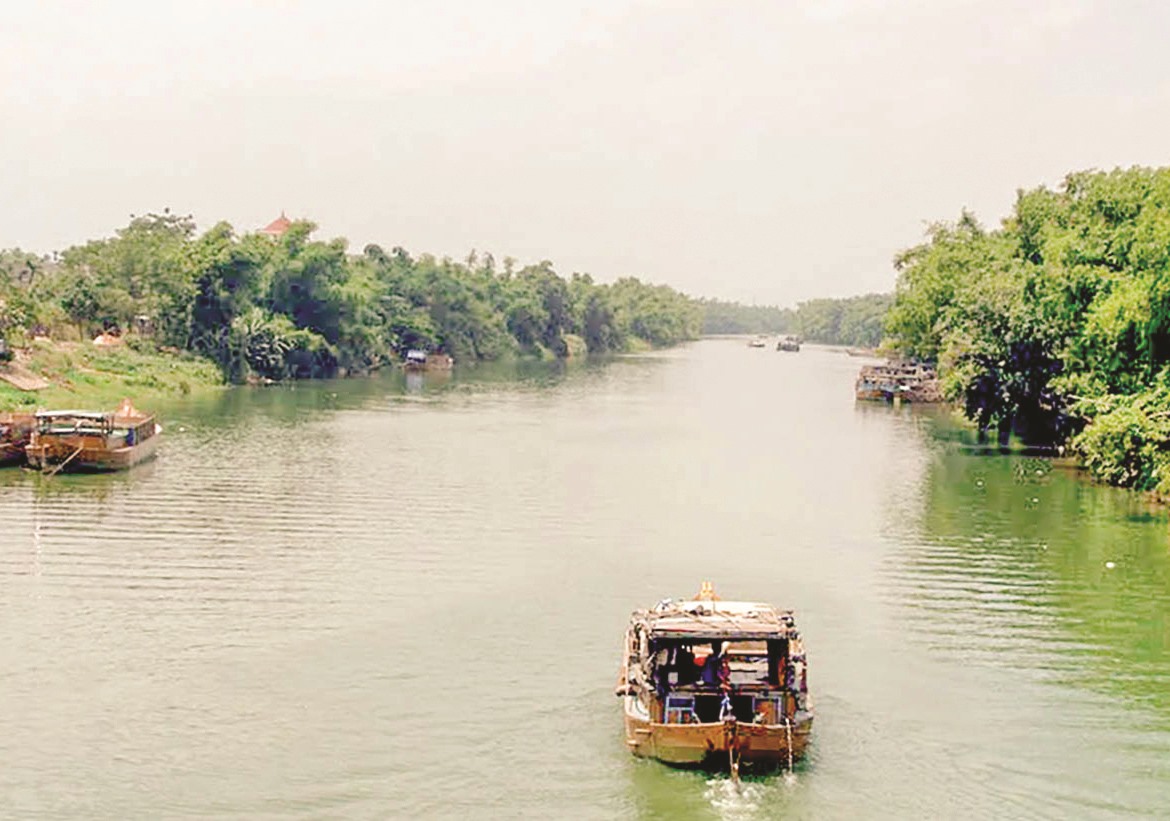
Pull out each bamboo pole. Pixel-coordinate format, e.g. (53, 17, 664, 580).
(44, 445, 84, 477)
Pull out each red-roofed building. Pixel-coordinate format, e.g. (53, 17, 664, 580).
(260, 211, 292, 238)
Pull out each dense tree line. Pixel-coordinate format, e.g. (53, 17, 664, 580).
(699, 299, 795, 335)
(700, 294, 890, 347)
(0, 214, 702, 382)
(794, 293, 890, 347)
(885, 166, 1170, 494)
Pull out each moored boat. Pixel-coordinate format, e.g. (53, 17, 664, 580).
(855, 362, 941, 403)
(24, 399, 161, 473)
(402, 349, 454, 372)
(776, 335, 801, 352)
(0, 412, 35, 467)
(616, 583, 812, 774)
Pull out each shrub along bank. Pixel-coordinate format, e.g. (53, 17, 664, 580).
(885, 166, 1170, 496)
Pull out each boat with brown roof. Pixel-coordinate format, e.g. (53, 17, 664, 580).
(616, 582, 812, 775)
(24, 399, 161, 473)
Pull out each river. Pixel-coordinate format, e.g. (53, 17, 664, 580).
(1, 339, 1168, 819)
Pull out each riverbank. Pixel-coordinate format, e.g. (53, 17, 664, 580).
(0, 333, 644, 413)
(0, 339, 224, 412)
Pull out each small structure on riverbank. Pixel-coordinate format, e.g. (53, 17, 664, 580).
(259, 212, 292, 239)
(856, 362, 941, 403)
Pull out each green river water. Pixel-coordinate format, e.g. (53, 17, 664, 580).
(1, 338, 1168, 819)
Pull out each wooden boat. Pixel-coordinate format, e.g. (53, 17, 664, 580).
(776, 335, 801, 352)
(24, 399, 161, 473)
(402, 349, 454, 372)
(616, 583, 813, 774)
(855, 362, 941, 403)
(0, 412, 35, 467)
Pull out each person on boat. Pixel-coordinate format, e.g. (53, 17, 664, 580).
(766, 639, 787, 685)
(675, 645, 697, 685)
(701, 642, 731, 689)
(700, 642, 720, 686)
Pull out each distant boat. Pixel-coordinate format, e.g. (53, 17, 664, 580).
(0, 412, 35, 467)
(747, 336, 768, 348)
(616, 583, 813, 775)
(776, 335, 801, 352)
(24, 399, 161, 473)
(845, 347, 878, 357)
(402, 349, 454, 372)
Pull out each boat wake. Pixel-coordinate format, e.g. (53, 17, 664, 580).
(704, 771, 798, 820)
(703, 776, 765, 820)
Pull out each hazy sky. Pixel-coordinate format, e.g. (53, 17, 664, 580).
(2, 0, 1168, 305)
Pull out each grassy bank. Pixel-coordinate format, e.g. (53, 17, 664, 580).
(0, 339, 224, 412)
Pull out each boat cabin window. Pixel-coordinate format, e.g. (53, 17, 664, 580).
(38, 414, 113, 437)
(663, 691, 758, 724)
(43, 421, 107, 436)
(649, 637, 802, 724)
(653, 639, 789, 688)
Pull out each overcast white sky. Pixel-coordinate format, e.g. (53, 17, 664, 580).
(1, 0, 1167, 304)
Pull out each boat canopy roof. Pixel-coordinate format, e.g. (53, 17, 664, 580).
(636, 598, 796, 641)
(35, 401, 153, 424)
(35, 410, 112, 421)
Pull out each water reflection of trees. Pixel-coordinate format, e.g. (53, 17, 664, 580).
(161, 354, 633, 431)
(0, 354, 655, 507)
(888, 438, 1170, 719)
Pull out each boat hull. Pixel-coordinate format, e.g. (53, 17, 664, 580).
(855, 388, 894, 402)
(0, 443, 25, 467)
(623, 709, 812, 770)
(26, 430, 161, 473)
